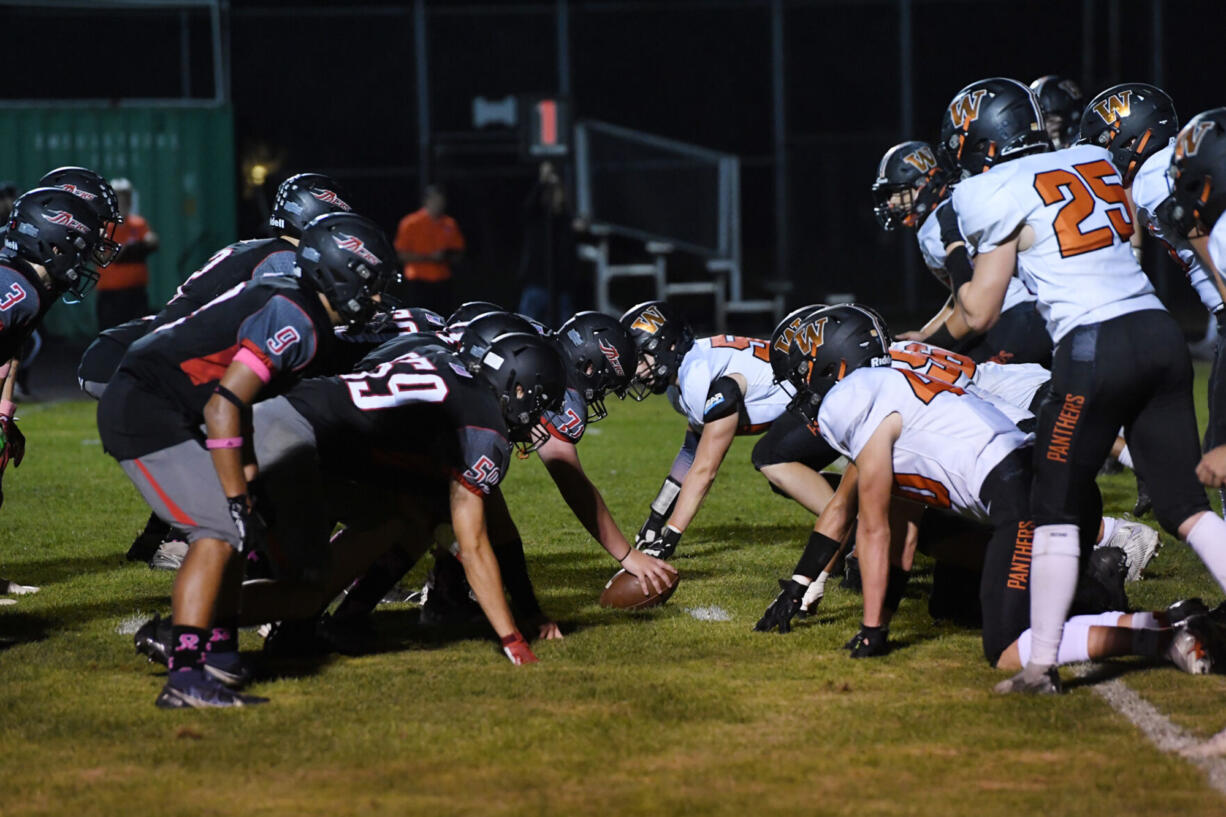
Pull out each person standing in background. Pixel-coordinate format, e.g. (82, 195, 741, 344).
(96, 178, 159, 331)
(393, 185, 465, 315)
(517, 161, 586, 326)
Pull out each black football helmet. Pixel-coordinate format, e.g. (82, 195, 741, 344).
(556, 311, 637, 422)
(1163, 108, 1226, 237)
(269, 173, 353, 237)
(1030, 75, 1084, 149)
(769, 304, 828, 389)
(38, 167, 122, 266)
(941, 78, 1050, 177)
(447, 300, 504, 328)
(296, 212, 395, 326)
(619, 300, 694, 400)
(778, 304, 892, 424)
(2, 186, 103, 297)
(457, 311, 541, 373)
(474, 331, 567, 455)
(871, 141, 953, 230)
(1080, 83, 1178, 187)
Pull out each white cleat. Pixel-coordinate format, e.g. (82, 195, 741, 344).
(1102, 520, 1160, 582)
(1167, 629, 1212, 675)
(0, 579, 40, 596)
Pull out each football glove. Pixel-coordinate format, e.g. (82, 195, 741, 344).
(753, 578, 807, 633)
(226, 494, 267, 554)
(501, 631, 538, 665)
(0, 415, 24, 472)
(847, 624, 889, 658)
(636, 476, 682, 548)
(640, 525, 681, 560)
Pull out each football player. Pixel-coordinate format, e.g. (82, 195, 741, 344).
(0, 185, 109, 596)
(940, 78, 1226, 693)
(873, 141, 1053, 366)
(97, 212, 393, 708)
(77, 172, 354, 566)
(759, 305, 1209, 675)
(621, 300, 793, 561)
(1030, 75, 1085, 149)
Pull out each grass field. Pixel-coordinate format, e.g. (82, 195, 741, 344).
(2, 365, 1226, 816)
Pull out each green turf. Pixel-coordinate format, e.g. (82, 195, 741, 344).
(1, 366, 1225, 816)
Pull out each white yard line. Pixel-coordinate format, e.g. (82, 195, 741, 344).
(1074, 664, 1226, 795)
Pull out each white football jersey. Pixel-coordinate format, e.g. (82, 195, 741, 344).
(817, 366, 1031, 521)
(1210, 215, 1226, 278)
(917, 201, 1035, 312)
(886, 340, 1046, 424)
(954, 143, 1164, 342)
(668, 336, 790, 433)
(1132, 145, 1223, 313)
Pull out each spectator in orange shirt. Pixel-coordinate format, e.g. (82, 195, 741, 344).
(393, 185, 465, 314)
(96, 178, 159, 331)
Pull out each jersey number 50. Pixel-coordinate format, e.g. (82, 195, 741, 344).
(1033, 159, 1134, 259)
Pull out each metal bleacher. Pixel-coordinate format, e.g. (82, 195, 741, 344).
(574, 120, 784, 331)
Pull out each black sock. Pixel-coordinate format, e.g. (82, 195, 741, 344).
(206, 616, 239, 654)
(169, 625, 208, 672)
(883, 566, 910, 614)
(334, 546, 416, 620)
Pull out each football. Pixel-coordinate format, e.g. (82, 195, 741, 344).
(599, 568, 680, 610)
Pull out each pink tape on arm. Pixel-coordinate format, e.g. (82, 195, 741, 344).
(233, 347, 272, 384)
(0, 399, 14, 419)
(206, 437, 244, 450)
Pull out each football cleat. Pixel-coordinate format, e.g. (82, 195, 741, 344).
(149, 540, 189, 571)
(1077, 545, 1129, 614)
(1167, 629, 1211, 675)
(125, 513, 173, 563)
(134, 614, 173, 665)
(202, 650, 252, 688)
(1133, 476, 1153, 518)
(379, 584, 420, 605)
(1102, 520, 1160, 582)
(993, 665, 1063, 695)
(262, 618, 328, 658)
(0, 579, 39, 595)
(155, 670, 268, 709)
(1166, 597, 1209, 627)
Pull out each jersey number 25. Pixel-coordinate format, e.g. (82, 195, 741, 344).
(1033, 159, 1134, 259)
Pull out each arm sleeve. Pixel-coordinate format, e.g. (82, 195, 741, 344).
(234, 295, 321, 380)
(702, 376, 744, 423)
(668, 428, 701, 483)
(937, 201, 964, 248)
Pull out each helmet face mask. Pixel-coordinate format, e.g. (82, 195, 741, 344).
(619, 300, 694, 401)
(871, 141, 951, 230)
(38, 167, 123, 268)
(4, 186, 103, 298)
(1030, 75, 1084, 149)
(476, 332, 567, 456)
(296, 213, 395, 327)
(557, 311, 635, 423)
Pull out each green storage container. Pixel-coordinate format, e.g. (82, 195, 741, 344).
(0, 105, 237, 339)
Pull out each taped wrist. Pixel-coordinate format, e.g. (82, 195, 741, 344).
(494, 537, 542, 617)
(883, 566, 910, 613)
(702, 376, 743, 423)
(795, 531, 840, 579)
(946, 245, 974, 292)
(651, 476, 683, 518)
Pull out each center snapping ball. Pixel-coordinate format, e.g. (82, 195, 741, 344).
(599, 568, 680, 610)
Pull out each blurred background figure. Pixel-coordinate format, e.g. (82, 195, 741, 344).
(0, 181, 38, 399)
(393, 184, 465, 314)
(96, 178, 159, 331)
(517, 161, 586, 326)
(0, 181, 17, 228)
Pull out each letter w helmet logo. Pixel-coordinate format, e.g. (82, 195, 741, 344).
(948, 89, 988, 130)
(793, 317, 829, 356)
(902, 145, 938, 173)
(631, 305, 666, 335)
(1175, 120, 1215, 160)
(1092, 90, 1133, 125)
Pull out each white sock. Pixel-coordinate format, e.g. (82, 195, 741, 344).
(1185, 512, 1226, 594)
(1016, 615, 1098, 666)
(1117, 445, 1134, 470)
(1098, 516, 1120, 547)
(1027, 524, 1081, 667)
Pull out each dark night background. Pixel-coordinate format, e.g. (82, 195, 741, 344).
(4, 0, 1224, 333)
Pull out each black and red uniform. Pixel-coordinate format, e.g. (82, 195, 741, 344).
(0, 256, 59, 364)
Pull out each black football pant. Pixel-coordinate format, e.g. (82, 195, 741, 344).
(966, 300, 1053, 367)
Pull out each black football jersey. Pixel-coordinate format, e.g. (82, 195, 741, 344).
(153, 237, 298, 329)
(0, 257, 59, 362)
(286, 344, 511, 499)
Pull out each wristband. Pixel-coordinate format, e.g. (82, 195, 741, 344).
(213, 384, 248, 411)
(206, 436, 244, 449)
(925, 323, 961, 351)
(945, 245, 975, 292)
(616, 548, 632, 562)
(0, 399, 14, 420)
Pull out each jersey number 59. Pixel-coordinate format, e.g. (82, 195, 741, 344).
(1033, 159, 1134, 259)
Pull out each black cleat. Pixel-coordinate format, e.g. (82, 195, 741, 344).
(155, 670, 268, 709)
(1132, 475, 1153, 518)
(126, 513, 174, 563)
(134, 614, 172, 665)
(1074, 545, 1130, 614)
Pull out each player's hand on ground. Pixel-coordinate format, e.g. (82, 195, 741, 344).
(754, 578, 807, 633)
(635, 508, 668, 549)
(846, 624, 889, 658)
(501, 631, 539, 665)
(896, 330, 925, 341)
(533, 616, 564, 641)
(0, 417, 25, 468)
(1196, 445, 1226, 488)
(621, 548, 678, 595)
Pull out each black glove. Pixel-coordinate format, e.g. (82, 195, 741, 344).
(753, 578, 807, 634)
(226, 494, 267, 553)
(846, 624, 889, 658)
(640, 525, 681, 560)
(636, 508, 668, 549)
(636, 476, 682, 548)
